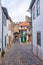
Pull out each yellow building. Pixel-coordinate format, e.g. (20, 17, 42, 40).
(25, 16, 32, 42)
(13, 23, 20, 43)
(7, 18, 14, 47)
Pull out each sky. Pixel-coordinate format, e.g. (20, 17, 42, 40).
(2, 0, 31, 22)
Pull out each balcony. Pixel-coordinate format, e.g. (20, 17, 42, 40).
(19, 27, 27, 31)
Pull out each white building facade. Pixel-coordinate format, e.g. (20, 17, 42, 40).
(2, 10, 7, 51)
(29, 0, 43, 60)
(0, 2, 8, 56)
(0, 0, 13, 57)
(0, 0, 2, 52)
(2, 7, 10, 53)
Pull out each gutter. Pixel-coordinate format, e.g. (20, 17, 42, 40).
(29, 0, 35, 9)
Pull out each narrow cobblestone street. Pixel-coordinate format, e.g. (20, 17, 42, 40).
(0, 43, 43, 65)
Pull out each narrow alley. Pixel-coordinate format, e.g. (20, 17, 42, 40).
(0, 43, 43, 65)
(0, 0, 43, 65)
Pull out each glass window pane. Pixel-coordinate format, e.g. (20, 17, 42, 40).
(37, 0, 40, 16)
(37, 32, 41, 46)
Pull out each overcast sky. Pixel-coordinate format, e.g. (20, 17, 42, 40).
(2, 0, 31, 22)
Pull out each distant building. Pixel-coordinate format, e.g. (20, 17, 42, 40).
(13, 23, 19, 43)
(19, 22, 30, 43)
(25, 16, 31, 22)
(29, 0, 43, 60)
(25, 16, 32, 42)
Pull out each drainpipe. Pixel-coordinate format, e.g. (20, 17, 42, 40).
(2, 12, 3, 52)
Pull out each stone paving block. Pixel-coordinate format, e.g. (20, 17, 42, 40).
(0, 43, 43, 65)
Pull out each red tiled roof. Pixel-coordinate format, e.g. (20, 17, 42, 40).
(19, 22, 30, 26)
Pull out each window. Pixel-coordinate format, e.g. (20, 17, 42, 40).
(33, 7, 35, 19)
(2, 12, 6, 26)
(37, 0, 40, 16)
(21, 26, 22, 28)
(37, 32, 41, 46)
(5, 36, 6, 47)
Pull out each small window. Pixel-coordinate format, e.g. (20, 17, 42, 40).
(37, 0, 40, 16)
(0, 48, 1, 51)
(21, 26, 22, 28)
(33, 7, 35, 19)
(37, 32, 41, 46)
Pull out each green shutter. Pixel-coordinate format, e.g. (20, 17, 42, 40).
(21, 37, 23, 42)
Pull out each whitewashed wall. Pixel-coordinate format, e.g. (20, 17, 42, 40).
(0, 3, 2, 51)
(2, 11, 7, 51)
(32, 0, 43, 60)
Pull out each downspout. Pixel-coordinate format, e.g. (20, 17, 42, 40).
(2, 11, 3, 52)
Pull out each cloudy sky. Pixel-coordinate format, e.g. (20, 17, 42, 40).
(2, 0, 31, 22)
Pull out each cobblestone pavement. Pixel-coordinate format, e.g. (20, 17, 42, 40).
(1, 43, 43, 65)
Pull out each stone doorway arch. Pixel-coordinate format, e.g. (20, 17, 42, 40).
(13, 32, 20, 43)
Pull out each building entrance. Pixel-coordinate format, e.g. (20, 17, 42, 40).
(14, 32, 20, 43)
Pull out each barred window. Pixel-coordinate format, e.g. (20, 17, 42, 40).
(37, 32, 41, 46)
